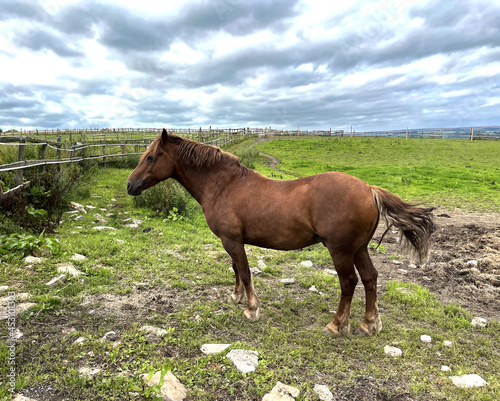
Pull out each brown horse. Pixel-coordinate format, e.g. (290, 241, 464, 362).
(127, 129, 434, 336)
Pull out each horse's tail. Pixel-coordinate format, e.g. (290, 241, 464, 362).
(371, 186, 435, 263)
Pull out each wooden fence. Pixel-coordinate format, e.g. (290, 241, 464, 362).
(0, 128, 255, 185)
(1, 125, 499, 185)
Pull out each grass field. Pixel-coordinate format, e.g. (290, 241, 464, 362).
(1, 137, 499, 400)
(251, 137, 500, 211)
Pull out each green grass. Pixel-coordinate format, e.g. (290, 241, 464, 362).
(1, 137, 500, 400)
(251, 137, 500, 211)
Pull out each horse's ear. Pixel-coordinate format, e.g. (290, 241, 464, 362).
(161, 129, 168, 144)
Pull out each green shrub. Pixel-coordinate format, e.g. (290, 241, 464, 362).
(0, 165, 83, 233)
(132, 180, 192, 219)
(236, 147, 260, 169)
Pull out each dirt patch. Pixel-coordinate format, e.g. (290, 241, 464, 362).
(371, 208, 500, 319)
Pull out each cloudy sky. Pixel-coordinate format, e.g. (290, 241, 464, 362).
(1, 0, 499, 131)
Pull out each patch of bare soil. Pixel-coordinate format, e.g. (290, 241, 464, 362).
(334, 376, 417, 401)
(372, 208, 500, 320)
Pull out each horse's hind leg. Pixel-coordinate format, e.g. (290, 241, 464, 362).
(354, 247, 382, 335)
(323, 249, 357, 336)
(229, 261, 245, 303)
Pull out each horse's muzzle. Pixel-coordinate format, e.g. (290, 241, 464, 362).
(126, 180, 143, 196)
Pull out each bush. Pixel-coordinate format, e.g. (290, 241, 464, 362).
(132, 180, 193, 219)
(236, 148, 260, 169)
(0, 165, 83, 233)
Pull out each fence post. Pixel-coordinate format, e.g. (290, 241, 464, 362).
(41, 143, 47, 172)
(102, 144, 106, 166)
(470, 127, 474, 141)
(15, 138, 26, 185)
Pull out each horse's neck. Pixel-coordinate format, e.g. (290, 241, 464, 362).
(174, 162, 237, 207)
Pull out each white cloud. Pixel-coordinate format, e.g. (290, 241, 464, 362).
(0, 0, 499, 131)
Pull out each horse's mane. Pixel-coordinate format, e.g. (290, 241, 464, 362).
(143, 134, 247, 173)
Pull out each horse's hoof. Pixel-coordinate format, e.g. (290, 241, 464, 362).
(229, 293, 243, 303)
(322, 326, 340, 336)
(244, 308, 260, 322)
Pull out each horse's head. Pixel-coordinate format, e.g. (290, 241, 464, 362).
(127, 129, 175, 196)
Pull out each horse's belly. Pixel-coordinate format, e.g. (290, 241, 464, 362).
(242, 222, 320, 250)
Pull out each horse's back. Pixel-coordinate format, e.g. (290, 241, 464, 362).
(208, 171, 379, 251)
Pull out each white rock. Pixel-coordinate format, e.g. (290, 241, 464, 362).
(0, 298, 36, 320)
(57, 262, 82, 277)
(443, 340, 453, 348)
(226, 349, 259, 374)
(70, 201, 86, 213)
(313, 384, 334, 401)
(384, 345, 402, 357)
(74, 215, 85, 221)
(46, 274, 66, 286)
(71, 253, 86, 261)
(12, 394, 39, 401)
(262, 381, 300, 401)
(466, 260, 478, 267)
(78, 366, 102, 377)
(257, 259, 267, 269)
(279, 278, 295, 285)
(24, 256, 42, 265)
(309, 285, 319, 293)
(441, 365, 451, 372)
(324, 269, 337, 276)
(142, 370, 188, 401)
(100, 331, 118, 342)
(74, 336, 87, 345)
(200, 344, 231, 354)
(93, 226, 116, 231)
(420, 335, 432, 343)
(116, 239, 125, 244)
(398, 269, 408, 274)
(250, 267, 262, 276)
(86, 205, 96, 210)
(140, 325, 169, 337)
(300, 260, 313, 267)
(471, 317, 487, 327)
(449, 374, 488, 388)
(124, 223, 139, 228)
(0, 285, 8, 292)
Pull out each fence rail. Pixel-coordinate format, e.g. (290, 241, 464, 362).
(1, 125, 499, 185)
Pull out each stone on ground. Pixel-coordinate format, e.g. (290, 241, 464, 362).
(200, 344, 231, 354)
(262, 381, 300, 401)
(226, 349, 259, 373)
(140, 325, 170, 337)
(12, 394, 39, 401)
(78, 366, 102, 377)
(300, 260, 313, 267)
(279, 278, 295, 285)
(57, 262, 82, 277)
(46, 274, 66, 286)
(471, 317, 487, 327)
(24, 256, 42, 265)
(420, 335, 432, 343)
(384, 345, 402, 357)
(448, 374, 488, 388)
(313, 384, 334, 401)
(141, 370, 188, 401)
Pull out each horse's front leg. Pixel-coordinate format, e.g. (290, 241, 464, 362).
(221, 237, 260, 321)
(229, 261, 245, 303)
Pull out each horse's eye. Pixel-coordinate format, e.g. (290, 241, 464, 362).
(147, 155, 154, 161)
